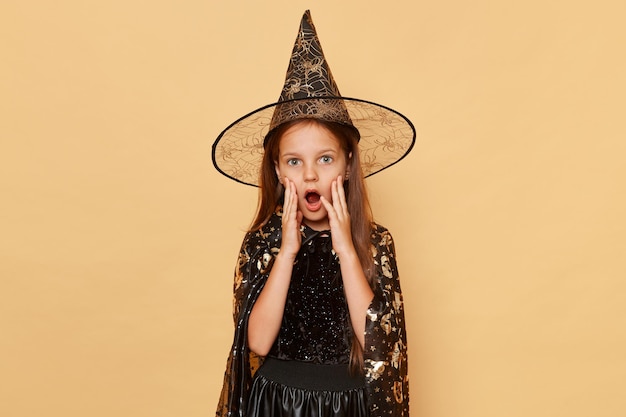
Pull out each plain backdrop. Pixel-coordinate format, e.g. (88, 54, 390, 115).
(1, 1, 625, 416)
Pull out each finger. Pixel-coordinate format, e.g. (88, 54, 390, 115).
(329, 180, 339, 217)
(288, 181, 297, 216)
(320, 195, 335, 219)
(336, 175, 348, 215)
(284, 178, 297, 221)
(290, 180, 299, 206)
(330, 179, 345, 222)
(283, 179, 291, 218)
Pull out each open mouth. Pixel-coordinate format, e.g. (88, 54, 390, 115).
(304, 191, 322, 211)
(305, 191, 320, 204)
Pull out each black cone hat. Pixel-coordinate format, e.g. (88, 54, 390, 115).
(212, 10, 415, 187)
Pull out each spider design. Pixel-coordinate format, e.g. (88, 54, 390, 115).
(360, 153, 384, 175)
(283, 78, 313, 99)
(301, 57, 326, 78)
(375, 134, 405, 154)
(372, 107, 395, 126)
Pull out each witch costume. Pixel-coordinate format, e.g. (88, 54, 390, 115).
(212, 10, 416, 417)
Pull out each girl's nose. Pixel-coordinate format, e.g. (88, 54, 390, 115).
(304, 165, 318, 182)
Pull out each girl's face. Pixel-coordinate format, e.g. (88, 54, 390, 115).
(274, 121, 350, 230)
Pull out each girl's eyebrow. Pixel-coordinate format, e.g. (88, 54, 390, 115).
(280, 148, 338, 158)
(280, 152, 301, 158)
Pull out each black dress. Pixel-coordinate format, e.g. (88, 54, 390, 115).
(215, 208, 410, 417)
(246, 229, 368, 417)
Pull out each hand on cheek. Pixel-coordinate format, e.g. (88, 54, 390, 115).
(281, 178, 302, 258)
(320, 175, 354, 257)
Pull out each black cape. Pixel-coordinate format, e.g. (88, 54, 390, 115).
(216, 209, 409, 417)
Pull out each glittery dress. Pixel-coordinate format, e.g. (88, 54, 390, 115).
(267, 230, 352, 365)
(215, 208, 409, 417)
(245, 228, 367, 417)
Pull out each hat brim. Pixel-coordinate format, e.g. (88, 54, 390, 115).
(212, 96, 416, 187)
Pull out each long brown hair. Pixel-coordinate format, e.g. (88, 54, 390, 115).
(249, 118, 375, 372)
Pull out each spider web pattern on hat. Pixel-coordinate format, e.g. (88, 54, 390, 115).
(212, 10, 416, 187)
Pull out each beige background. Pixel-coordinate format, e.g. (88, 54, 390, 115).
(1, 0, 625, 416)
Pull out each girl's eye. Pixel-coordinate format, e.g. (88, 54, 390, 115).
(320, 156, 333, 164)
(286, 158, 301, 166)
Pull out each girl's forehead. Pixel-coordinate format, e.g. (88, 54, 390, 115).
(279, 122, 342, 153)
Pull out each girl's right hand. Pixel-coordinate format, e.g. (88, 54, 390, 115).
(280, 177, 302, 259)
(248, 178, 301, 356)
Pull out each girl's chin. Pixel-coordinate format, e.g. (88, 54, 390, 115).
(301, 211, 330, 231)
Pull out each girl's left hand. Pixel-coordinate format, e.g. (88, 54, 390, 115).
(320, 175, 355, 258)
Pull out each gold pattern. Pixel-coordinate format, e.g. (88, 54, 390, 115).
(393, 381, 404, 403)
(217, 214, 410, 417)
(365, 359, 386, 380)
(212, 10, 415, 187)
(214, 10, 413, 413)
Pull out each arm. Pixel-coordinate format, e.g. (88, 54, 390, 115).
(337, 249, 374, 347)
(247, 251, 295, 355)
(364, 225, 410, 417)
(247, 179, 302, 356)
(217, 225, 276, 417)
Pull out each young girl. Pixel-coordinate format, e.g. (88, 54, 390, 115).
(212, 11, 415, 417)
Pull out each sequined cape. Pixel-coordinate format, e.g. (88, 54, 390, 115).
(215, 210, 409, 417)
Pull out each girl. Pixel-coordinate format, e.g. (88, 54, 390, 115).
(212, 11, 415, 417)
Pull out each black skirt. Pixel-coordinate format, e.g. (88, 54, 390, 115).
(247, 357, 368, 417)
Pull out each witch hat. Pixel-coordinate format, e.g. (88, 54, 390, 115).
(212, 10, 415, 187)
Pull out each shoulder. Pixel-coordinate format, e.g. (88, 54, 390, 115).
(370, 222, 395, 248)
(371, 222, 390, 234)
(243, 209, 282, 250)
(369, 222, 399, 280)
